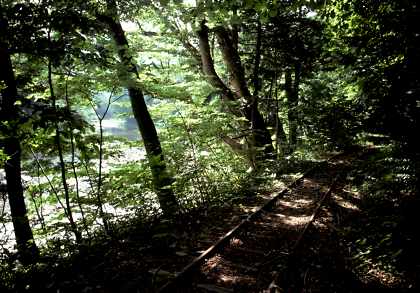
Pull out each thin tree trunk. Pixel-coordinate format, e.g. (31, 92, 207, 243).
(251, 20, 262, 99)
(285, 66, 300, 153)
(99, 0, 179, 217)
(64, 76, 90, 238)
(91, 90, 114, 233)
(273, 73, 288, 155)
(0, 37, 38, 263)
(48, 58, 81, 243)
(127, 87, 179, 216)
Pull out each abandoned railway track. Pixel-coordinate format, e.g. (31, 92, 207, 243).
(150, 149, 367, 292)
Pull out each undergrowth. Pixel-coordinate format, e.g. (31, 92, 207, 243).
(339, 143, 418, 288)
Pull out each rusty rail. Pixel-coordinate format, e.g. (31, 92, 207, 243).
(158, 151, 353, 292)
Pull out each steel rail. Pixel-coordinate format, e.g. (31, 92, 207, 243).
(157, 151, 352, 292)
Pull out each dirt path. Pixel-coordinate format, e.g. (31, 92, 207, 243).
(155, 150, 364, 292)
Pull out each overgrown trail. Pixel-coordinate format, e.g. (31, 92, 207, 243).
(3, 148, 387, 293)
(154, 149, 368, 292)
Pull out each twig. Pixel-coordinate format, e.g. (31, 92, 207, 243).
(29, 146, 68, 220)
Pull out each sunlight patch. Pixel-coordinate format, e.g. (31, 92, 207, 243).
(357, 264, 405, 288)
(202, 255, 222, 272)
(277, 198, 312, 209)
(281, 215, 312, 226)
(333, 194, 360, 211)
(230, 237, 243, 247)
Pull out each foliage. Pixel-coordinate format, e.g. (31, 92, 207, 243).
(338, 145, 417, 287)
(325, 0, 419, 146)
(299, 67, 365, 150)
(157, 100, 250, 206)
(0, 0, 418, 291)
(0, 149, 9, 167)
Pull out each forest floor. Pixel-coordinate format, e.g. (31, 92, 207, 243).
(1, 144, 418, 292)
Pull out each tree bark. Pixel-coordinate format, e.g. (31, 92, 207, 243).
(285, 64, 300, 153)
(197, 21, 234, 101)
(2, 138, 39, 262)
(214, 26, 251, 99)
(251, 20, 262, 99)
(214, 25, 274, 161)
(266, 74, 288, 156)
(0, 31, 38, 263)
(99, 1, 178, 217)
(195, 21, 274, 165)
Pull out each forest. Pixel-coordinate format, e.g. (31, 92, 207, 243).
(0, 0, 419, 292)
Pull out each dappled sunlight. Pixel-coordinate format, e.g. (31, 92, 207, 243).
(302, 178, 319, 187)
(352, 257, 406, 288)
(217, 274, 255, 285)
(331, 186, 362, 211)
(219, 274, 236, 283)
(202, 254, 222, 273)
(312, 208, 334, 229)
(342, 188, 361, 199)
(365, 265, 404, 287)
(280, 214, 312, 226)
(264, 209, 313, 227)
(202, 254, 256, 286)
(331, 159, 347, 165)
(277, 198, 312, 209)
(230, 237, 244, 247)
(333, 194, 360, 211)
(240, 206, 260, 213)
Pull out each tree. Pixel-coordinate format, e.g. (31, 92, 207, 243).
(253, 5, 323, 154)
(197, 19, 274, 166)
(0, 14, 39, 263)
(98, 0, 179, 217)
(154, 1, 325, 163)
(151, 1, 276, 168)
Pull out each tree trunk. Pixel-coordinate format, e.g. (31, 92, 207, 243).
(244, 102, 275, 163)
(285, 65, 300, 153)
(128, 87, 179, 216)
(251, 20, 262, 99)
(265, 73, 288, 156)
(99, 1, 179, 217)
(2, 138, 39, 262)
(196, 21, 235, 101)
(0, 40, 38, 263)
(214, 25, 274, 158)
(48, 57, 82, 242)
(196, 21, 274, 164)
